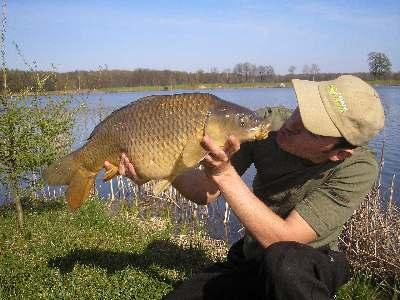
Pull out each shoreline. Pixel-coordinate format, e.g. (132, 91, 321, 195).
(13, 80, 400, 97)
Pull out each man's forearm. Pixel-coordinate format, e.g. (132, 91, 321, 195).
(172, 169, 220, 205)
(211, 165, 297, 248)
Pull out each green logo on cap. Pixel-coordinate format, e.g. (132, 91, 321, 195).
(327, 84, 348, 113)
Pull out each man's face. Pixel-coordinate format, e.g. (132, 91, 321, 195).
(276, 108, 342, 163)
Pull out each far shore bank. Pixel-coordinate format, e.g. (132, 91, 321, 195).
(14, 79, 400, 97)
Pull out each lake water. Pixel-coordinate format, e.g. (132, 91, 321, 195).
(72, 87, 399, 242)
(1, 87, 399, 241)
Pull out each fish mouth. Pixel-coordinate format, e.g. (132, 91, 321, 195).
(255, 130, 268, 140)
(251, 123, 271, 140)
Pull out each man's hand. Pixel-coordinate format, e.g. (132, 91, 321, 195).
(104, 153, 148, 185)
(200, 135, 240, 177)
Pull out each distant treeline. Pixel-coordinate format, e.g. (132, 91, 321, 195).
(2, 67, 400, 93)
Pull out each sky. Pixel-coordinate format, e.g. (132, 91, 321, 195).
(5, 0, 400, 74)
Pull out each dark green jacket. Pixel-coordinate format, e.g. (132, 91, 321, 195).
(232, 107, 378, 261)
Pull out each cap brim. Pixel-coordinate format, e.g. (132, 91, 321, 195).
(292, 79, 341, 137)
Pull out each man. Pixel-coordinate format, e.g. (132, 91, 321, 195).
(105, 75, 384, 299)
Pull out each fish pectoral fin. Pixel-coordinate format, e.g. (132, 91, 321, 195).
(182, 138, 208, 168)
(103, 163, 119, 182)
(204, 116, 228, 148)
(153, 178, 175, 196)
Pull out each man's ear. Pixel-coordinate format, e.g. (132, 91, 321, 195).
(328, 149, 354, 162)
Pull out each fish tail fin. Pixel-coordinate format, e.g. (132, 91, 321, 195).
(43, 150, 96, 210)
(66, 169, 96, 210)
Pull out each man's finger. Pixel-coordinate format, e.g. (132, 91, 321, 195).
(202, 154, 214, 165)
(224, 135, 240, 157)
(120, 153, 143, 182)
(121, 154, 134, 175)
(201, 136, 228, 161)
(200, 135, 216, 152)
(126, 161, 138, 178)
(118, 155, 127, 176)
(104, 160, 112, 170)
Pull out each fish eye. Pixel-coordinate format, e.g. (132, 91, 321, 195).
(239, 117, 245, 127)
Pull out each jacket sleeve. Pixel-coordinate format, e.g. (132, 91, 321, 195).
(295, 156, 378, 238)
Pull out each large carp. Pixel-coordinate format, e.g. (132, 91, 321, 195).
(44, 93, 270, 210)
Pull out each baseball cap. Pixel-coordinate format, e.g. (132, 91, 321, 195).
(292, 75, 385, 146)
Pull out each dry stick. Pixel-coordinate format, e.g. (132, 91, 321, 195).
(377, 140, 385, 189)
(388, 174, 395, 217)
(126, 180, 139, 207)
(147, 194, 182, 209)
(117, 175, 125, 200)
(356, 250, 400, 271)
(1, 0, 6, 92)
(109, 178, 115, 201)
(222, 202, 231, 242)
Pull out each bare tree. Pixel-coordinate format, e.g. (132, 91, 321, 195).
(243, 62, 256, 82)
(310, 64, 320, 81)
(233, 63, 245, 82)
(302, 64, 310, 75)
(210, 67, 219, 74)
(256, 65, 267, 81)
(288, 65, 296, 75)
(222, 68, 231, 83)
(195, 69, 204, 84)
(265, 65, 275, 82)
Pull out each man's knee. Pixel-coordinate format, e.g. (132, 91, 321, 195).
(259, 242, 348, 299)
(261, 241, 312, 280)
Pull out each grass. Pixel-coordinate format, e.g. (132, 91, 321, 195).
(0, 197, 227, 299)
(0, 191, 399, 299)
(78, 82, 288, 94)
(337, 274, 383, 300)
(21, 82, 289, 97)
(367, 79, 400, 86)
